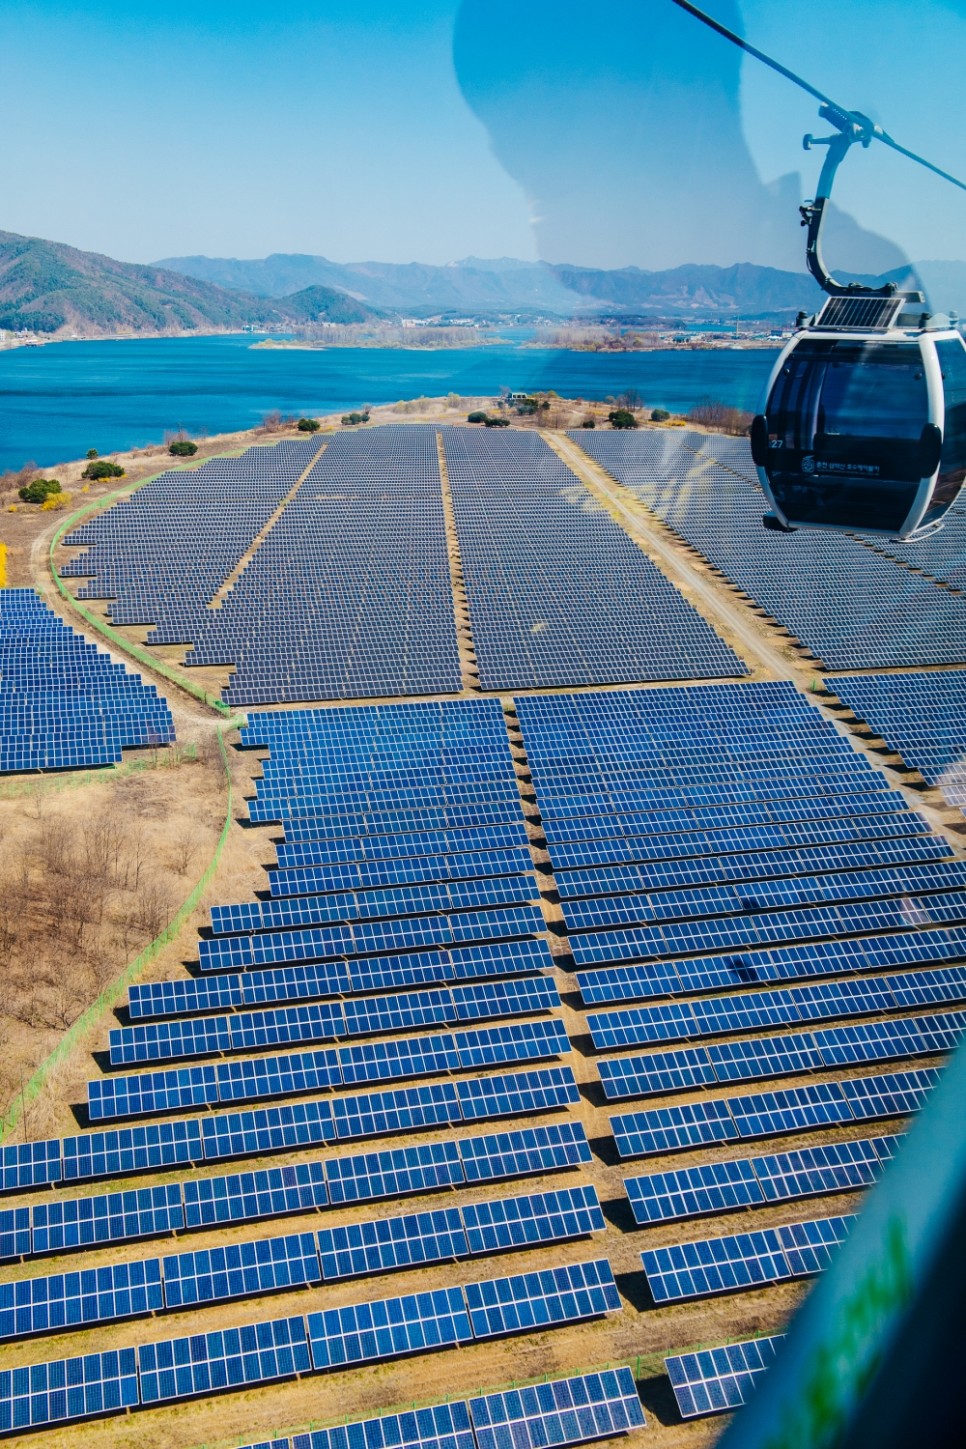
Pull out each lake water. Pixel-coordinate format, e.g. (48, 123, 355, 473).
(0, 334, 778, 473)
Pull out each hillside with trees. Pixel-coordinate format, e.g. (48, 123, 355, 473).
(0, 231, 379, 337)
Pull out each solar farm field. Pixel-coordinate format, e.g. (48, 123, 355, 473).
(2, 415, 965, 1449)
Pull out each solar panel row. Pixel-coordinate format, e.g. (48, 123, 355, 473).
(129, 938, 554, 1023)
(611, 1066, 940, 1157)
(0, 1119, 593, 1269)
(589, 966, 966, 1053)
(641, 1213, 854, 1303)
(577, 925, 966, 1006)
(599, 1006, 965, 1100)
(234, 1367, 645, 1449)
(624, 1134, 898, 1224)
(91, 1016, 570, 1121)
(109, 975, 560, 1066)
(0, 1260, 622, 1431)
(0, 1185, 604, 1339)
(665, 1334, 784, 1419)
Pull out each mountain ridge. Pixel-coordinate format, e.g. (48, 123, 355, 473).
(0, 231, 380, 337)
(155, 251, 966, 317)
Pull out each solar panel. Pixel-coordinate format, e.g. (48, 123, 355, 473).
(307, 1285, 472, 1369)
(0, 1259, 163, 1339)
(290, 1402, 475, 1449)
(625, 1159, 763, 1226)
(460, 1185, 604, 1255)
(138, 1316, 312, 1403)
(456, 1066, 580, 1121)
(457, 1122, 593, 1183)
(642, 1214, 855, 1304)
(182, 1162, 327, 1229)
(665, 1335, 784, 1419)
(642, 1227, 789, 1303)
(469, 1368, 645, 1449)
(0, 1209, 30, 1263)
(324, 1141, 464, 1206)
(753, 1139, 883, 1202)
(0, 1347, 139, 1431)
(317, 1207, 467, 1280)
(161, 1232, 321, 1307)
(463, 1259, 621, 1338)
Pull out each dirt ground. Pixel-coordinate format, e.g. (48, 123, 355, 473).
(0, 409, 961, 1449)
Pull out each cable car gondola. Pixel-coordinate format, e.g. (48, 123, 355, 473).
(672, 1, 966, 540)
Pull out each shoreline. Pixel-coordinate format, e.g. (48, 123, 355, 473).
(2, 329, 787, 356)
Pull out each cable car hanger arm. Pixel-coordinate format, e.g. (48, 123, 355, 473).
(670, 0, 966, 299)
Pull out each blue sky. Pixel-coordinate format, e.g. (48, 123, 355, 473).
(2, 0, 964, 271)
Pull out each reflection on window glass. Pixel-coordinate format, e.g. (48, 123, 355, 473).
(770, 342, 927, 448)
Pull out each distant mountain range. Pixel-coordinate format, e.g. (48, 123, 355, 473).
(3, 227, 964, 339)
(0, 231, 379, 336)
(158, 252, 966, 319)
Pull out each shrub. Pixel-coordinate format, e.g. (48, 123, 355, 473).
(85, 449, 98, 460)
(18, 478, 63, 503)
(297, 417, 321, 432)
(579, 418, 596, 429)
(168, 439, 198, 457)
(687, 399, 754, 435)
(341, 411, 370, 426)
(650, 408, 671, 422)
(484, 416, 510, 428)
(82, 460, 125, 480)
(467, 410, 488, 423)
(40, 492, 70, 511)
(608, 409, 638, 430)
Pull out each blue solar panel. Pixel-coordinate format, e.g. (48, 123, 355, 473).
(457, 1122, 592, 1184)
(464, 1259, 621, 1338)
(0, 1140, 62, 1192)
(0, 1208, 30, 1263)
(625, 1159, 763, 1226)
(469, 1368, 645, 1449)
(291, 1403, 475, 1449)
(665, 1335, 784, 1419)
(642, 1215, 855, 1303)
(0, 1259, 163, 1339)
(461, 1185, 604, 1255)
(0, 1347, 139, 1431)
(307, 1285, 472, 1369)
(317, 1207, 467, 1280)
(182, 1162, 327, 1229)
(138, 1316, 312, 1403)
(61, 1121, 201, 1182)
(162, 1233, 321, 1307)
(324, 1140, 464, 1206)
(456, 1066, 579, 1121)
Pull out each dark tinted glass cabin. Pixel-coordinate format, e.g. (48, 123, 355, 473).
(764, 340, 928, 531)
(923, 336, 966, 525)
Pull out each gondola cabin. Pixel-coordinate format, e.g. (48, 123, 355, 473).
(750, 295, 966, 539)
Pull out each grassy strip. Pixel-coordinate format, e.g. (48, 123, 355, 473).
(0, 723, 240, 1141)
